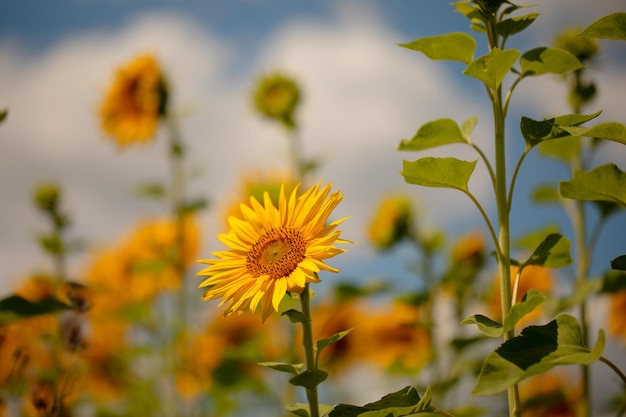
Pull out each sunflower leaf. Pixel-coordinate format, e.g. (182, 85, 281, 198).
(398, 118, 471, 151)
(329, 385, 433, 417)
(472, 314, 605, 396)
(463, 48, 520, 90)
(578, 12, 626, 40)
(401, 157, 477, 192)
(316, 328, 353, 365)
(611, 255, 626, 271)
(520, 47, 583, 76)
(0, 295, 70, 324)
(399, 32, 476, 64)
(258, 362, 304, 375)
(289, 370, 328, 389)
(521, 233, 572, 269)
(559, 163, 626, 207)
(282, 309, 305, 324)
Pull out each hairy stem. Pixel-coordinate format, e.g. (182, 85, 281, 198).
(300, 283, 320, 417)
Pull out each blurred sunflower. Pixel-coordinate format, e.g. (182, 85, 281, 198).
(99, 54, 168, 147)
(198, 182, 351, 321)
(221, 169, 298, 230)
(84, 216, 200, 311)
(608, 289, 626, 344)
(519, 371, 581, 417)
(252, 73, 301, 130)
(353, 302, 432, 371)
(367, 195, 414, 250)
(488, 265, 554, 325)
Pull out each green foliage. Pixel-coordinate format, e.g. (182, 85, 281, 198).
(558, 122, 626, 146)
(463, 289, 547, 338)
(286, 403, 335, 417)
(559, 163, 626, 207)
(519, 111, 602, 149)
(398, 118, 473, 151)
(0, 294, 70, 324)
(316, 329, 352, 366)
(496, 13, 539, 40)
(611, 255, 626, 271)
(578, 12, 626, 40)
(520, 233, 572, 269)
(329, 386, 434, 417)
(472, 314, 605, 396)
(289, 370, 329, 389)
(514, 225, 562, 250)
(259, 362, 304, 375)
(401, 157, 477, 192)
(399, 33, 476, 64)
(134, 182, 166, 199)
(520, 47, 583, 76)
(463, 48, 520, 90)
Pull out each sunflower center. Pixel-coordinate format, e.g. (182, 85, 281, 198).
(246, 227, 307, 279)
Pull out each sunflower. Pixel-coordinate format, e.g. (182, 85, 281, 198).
(252, 73, 301, 130)
(197, 181, 350, 321)
(98, 54, 168, 147)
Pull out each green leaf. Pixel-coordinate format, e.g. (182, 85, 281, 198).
(558, 122, 626, 146)
(282, 309, 305, 324)
(531, 185, 562, 205)
(578, 12, 626, 40)
(0, 109, 7, 124)
(601, 270, 626, 293)
(611, 255, 626, 271)
(399, 32, 476, 64)
(472, 314, 605, 396)
(504, 289, 548, 333)
(520, 47, 583, 76)
(496, 13, 539, 39)
(398, 118, 471, 151)
(520, 111, 602, 148)
(463, 48, 520, 90)
(316, 329, 353, 364)
(514, 224, 562, 250)
(401, 157, 477, 192)
(134, 182, 165, 199)
(286, 404, 310, 417)
(461, 314, 503, 338)
(538, 136, 582, 163)
(0, 295, 70, 324)
(180, 198, 208, 214)
(462, 290, 546, 338)
(559, 163, 626, 207)
(286, 403, 335, 417)
(289, 370, 328, 389)
(521, 233, 572, 269)
(258, 362, 304, 375)
(329, 386, 433, 417)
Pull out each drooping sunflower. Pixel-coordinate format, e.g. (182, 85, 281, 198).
(98, 54, 168, 147)
(197, 181, 350, 321)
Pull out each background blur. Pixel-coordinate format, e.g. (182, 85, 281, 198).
(1, 0, 625, 297)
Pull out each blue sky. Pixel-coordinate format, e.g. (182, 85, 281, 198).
(1, 0, 625, 293)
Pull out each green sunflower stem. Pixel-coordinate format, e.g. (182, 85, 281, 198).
(300, 283, 320, 417)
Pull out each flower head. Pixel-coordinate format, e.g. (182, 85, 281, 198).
(99, 54, 168, 147)
(367, 195, 414, 250)
(198, 181, 350, 321)
(252, 73, 301, 130)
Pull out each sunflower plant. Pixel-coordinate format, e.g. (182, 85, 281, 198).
(389, 4, 626, 417)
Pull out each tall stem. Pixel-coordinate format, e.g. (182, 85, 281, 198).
(486, 14, 520, 417)
(300, 284, 320, 417)
(165, 115, 187, 417)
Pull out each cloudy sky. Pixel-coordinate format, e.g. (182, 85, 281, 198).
(1, 0, 625, 296)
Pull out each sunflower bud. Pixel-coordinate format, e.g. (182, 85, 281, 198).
(33, 183, 60, 213)
(252, 73, 301, 130)
(554, 28, 599, 64)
